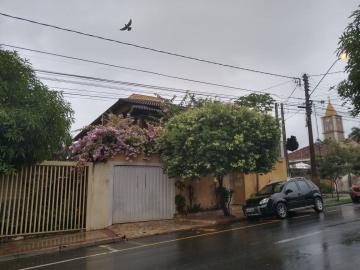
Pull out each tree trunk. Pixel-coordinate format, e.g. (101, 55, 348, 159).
(334, 179, 340, 201)
(217, 177, 231, 216)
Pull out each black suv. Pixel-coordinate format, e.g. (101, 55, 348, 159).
(243, 178, 323, 219)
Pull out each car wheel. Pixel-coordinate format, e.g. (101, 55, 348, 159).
(314, 197, 324, 212)
(276, 202, 288, 219)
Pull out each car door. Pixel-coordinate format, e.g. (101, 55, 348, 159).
(284, 181, 302, 209)
(297, 180, 313, 206)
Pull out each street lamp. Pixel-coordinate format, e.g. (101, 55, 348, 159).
(340, 52, 349, 61)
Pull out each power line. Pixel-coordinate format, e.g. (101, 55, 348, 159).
(285, 109, 303, 121)
(49, 84, 175, 99)
(2, 44, 295, 92)
(285, 85, 299, 101)
(1, 44, 296, 99)
(61, 92, 116, 100)
(46, 74, 344, 111)
(35, 69, 292, 99)
(0, 12, 298, 80)
(309, 70, 345, 77)
(309, 59, 339, 96)
(39, 76, 238, 100)
(261, 80, 293, 91)
(55, 85, 307, 112)
(38, 69, 350, 117)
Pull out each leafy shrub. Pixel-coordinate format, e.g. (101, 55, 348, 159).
(175, 194, 186, 214)
(69, 115, 162, 163)
(320, 183, 332, 193)
(187, 203, 202, 213)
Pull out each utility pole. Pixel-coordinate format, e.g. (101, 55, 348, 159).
(274, 103, 282, 157)
(313, 103, 320, 142)
(280, 103, 289, 177)
(303, 74, 319, 185)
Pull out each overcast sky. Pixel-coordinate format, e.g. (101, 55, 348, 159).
(1, 0, 359, 147)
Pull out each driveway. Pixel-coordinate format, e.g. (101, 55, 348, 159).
(2, 203, 360, 270)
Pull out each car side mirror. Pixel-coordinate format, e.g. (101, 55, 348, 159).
(285, 189, 293, 195)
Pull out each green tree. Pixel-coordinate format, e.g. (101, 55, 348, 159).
(349, 127, 360, 142)
(157, 101, 280, 215)
(0, 49, 73, 173)
(286, 135, 299, 152)
(317, 142, 359, 200)
(234, 93, 275, 113)
(337, 6, 360, 116)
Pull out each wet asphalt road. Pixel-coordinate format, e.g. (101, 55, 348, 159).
(2, 204, 360, 270)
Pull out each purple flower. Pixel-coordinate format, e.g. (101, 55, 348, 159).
(162, 106, 169, 113)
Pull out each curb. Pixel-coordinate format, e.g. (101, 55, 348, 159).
(324, 202, 353, 208)
(0, 236, 123, 263)
(214, 217, 244, 225)
(0, 218, 244, 263)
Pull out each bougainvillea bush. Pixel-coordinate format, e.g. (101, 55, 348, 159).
(69, 115, 162, 163)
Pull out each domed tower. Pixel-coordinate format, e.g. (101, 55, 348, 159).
(321, 99, 344, 141)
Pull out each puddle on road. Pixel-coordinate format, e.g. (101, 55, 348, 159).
(341, 231, 360, 246)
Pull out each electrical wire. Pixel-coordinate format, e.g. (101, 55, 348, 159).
(309, 59, 339, 96)
(285, 85, 299, 101)
(1, 44, 297, 93)
(40, 76, 238, 100)
(0, 12, 298, 80)
(309, 70, 345, 77)
(35, 69, 292, 99)
(0, 44, 314, 103)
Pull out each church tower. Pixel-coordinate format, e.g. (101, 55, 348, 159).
(321, 99, 344, 142)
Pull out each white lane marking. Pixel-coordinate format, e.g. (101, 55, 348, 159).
(275, 231, 321, 244)
(326, 210, 338, 213)
(128, 240, 145, 246)
(292, 214, 311, 219)
(17, 221, 278, 270)
(99, 245, 118, 252)
(18, 252, 109, 270)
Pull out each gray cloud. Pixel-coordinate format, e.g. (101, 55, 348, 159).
(0, 0, 359, 146)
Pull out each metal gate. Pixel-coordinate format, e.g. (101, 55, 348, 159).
(0, 161, 90, 239)
(112, 166, 175, 223)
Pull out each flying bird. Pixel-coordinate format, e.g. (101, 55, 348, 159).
(120, 19, 132, 31)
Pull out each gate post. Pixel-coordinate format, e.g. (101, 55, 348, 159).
(85, 163, 94, 231)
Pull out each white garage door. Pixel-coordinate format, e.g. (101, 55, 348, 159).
(112, 166, 175, 223)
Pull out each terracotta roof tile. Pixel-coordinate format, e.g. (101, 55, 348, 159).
(127, 94, 163, 103)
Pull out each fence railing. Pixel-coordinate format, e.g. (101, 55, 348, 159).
(0, 161, 91, 239)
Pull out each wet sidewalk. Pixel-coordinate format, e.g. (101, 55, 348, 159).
(0, 207, 244, 261)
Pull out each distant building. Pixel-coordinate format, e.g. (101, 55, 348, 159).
(289, 99, 345, 164)
(321, 99, 345, 142)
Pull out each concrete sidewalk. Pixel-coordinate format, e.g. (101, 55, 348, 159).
(0, 208, 244, 262)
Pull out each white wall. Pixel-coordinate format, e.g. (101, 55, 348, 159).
(86, 159, 166, 230)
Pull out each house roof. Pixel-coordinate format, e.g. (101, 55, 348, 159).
(288, 143, 329, 162)
(73, 94, 164, 140)
(127, 94, 163, 103)
(289, 140, 360, 163)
